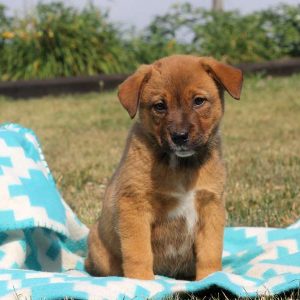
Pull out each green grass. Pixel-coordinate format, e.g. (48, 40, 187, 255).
(0, 74, 299, 227)
(0, 74, 299, 299)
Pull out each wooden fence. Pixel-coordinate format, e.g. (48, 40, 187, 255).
(0, 58, 299, 98)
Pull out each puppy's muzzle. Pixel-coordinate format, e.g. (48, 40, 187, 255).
(169, 131, 196, 158)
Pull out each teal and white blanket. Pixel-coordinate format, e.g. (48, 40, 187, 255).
(0, 123, 299, 299)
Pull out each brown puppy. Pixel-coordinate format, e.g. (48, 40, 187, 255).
(85, 55, 243, 280)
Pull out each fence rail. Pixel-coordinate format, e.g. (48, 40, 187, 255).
(236, 58, 300, 76)
(0, 58, 299, 99)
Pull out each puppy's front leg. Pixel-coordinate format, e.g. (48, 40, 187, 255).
(118, 197, 154, 280)
(195, 190, 225, 281)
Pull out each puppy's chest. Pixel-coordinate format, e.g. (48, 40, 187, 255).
(151, 189, 198, 257)
(167, 190, 198, 233)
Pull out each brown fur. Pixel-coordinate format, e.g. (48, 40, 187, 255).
(85, 55, 243, 280)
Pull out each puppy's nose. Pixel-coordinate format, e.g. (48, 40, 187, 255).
(171, 131, 189, 146)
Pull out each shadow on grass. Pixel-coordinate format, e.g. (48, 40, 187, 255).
(173, 286, 300, 299)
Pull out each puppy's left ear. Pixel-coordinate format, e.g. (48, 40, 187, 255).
(118, 65, 152, 118)
(200, 57, 243, 100)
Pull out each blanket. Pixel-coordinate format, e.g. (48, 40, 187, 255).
(0, 123, 299, 299)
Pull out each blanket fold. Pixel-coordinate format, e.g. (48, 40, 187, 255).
(0, 123, 299, 299)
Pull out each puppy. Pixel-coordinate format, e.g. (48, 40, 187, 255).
(85, 55, 243, 280)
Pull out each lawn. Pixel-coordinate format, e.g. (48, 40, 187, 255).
(0, 74, 299, 228)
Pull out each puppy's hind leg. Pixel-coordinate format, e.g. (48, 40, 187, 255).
(85, 225, 122, 277)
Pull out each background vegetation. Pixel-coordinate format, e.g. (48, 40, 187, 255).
(0, 75, 299, 227)
(0, 2, 299, 80)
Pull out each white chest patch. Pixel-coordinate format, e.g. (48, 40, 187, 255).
(168, 190, 198, 234)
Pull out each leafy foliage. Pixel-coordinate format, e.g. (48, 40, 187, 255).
(137, 3, 300, 64)
(0, 2, 135, 80)
(260, 4, 300, 57)
(0, 2, 299, 80)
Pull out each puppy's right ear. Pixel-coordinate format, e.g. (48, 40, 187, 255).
(200, 57, 243, 100)
(118, 65, 152, 119)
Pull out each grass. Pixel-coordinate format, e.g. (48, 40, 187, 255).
(0, 74, 299, 299)
(0, 74, 299, 227)
(168, 288, 300, 300)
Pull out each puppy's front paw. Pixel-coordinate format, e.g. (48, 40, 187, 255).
(125, 270, 155, 280)
(195, 268, 219, 281)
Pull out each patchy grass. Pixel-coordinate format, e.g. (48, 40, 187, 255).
(223, 74, 300, 227)
(0, 74, 299, 227)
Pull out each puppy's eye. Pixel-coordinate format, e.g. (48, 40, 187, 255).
(153, 101, 167, 113)
(193, 97, 206, 107)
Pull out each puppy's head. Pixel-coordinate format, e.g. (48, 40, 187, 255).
(118, 55, 243, 158)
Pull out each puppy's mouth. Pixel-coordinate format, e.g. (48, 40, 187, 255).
(159, 135, 206, 159)
(174, 148, 195, 158)
(170, 143, 196, 158)
(160, 140, 196, 158)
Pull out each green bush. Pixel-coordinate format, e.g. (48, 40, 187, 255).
(0, 2, 134, 80)
(260, 4, 300, 57)
(137, 3, 300, 64)
(0, 2, 299, 80)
